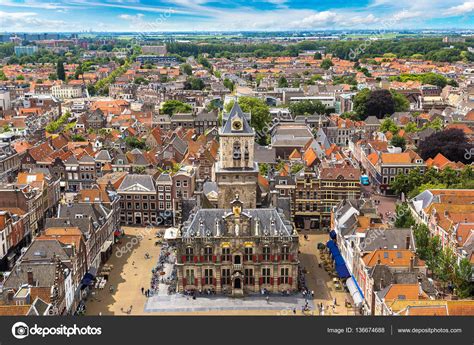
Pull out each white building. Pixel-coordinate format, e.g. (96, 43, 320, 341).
(51, 85, 83, 99)
(0, 90, 11, 111)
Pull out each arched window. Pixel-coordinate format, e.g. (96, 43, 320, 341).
(233, 141, 241, 160)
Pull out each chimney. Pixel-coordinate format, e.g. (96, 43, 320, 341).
(405, 235, 411, 250)
(418, 282, 423, 298)
(409, 256, 414, 272)
(7, 289, 14, 302)
(27, 269, 34, 286)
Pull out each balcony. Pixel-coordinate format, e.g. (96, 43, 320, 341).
(232, 263, 243, 271)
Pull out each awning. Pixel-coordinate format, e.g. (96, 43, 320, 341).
(80, 272, 96, 289)
(101, 240, 113, 253)
(329, 230, 337, 239)
(346, 277, 364, 306)
(164, 227, 178, 240)
(333, 254, 345, 267)
(335, 264, 351, 278)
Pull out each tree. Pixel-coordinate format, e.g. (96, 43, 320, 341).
(71, 134, 86, 142)
(394, 203, 415, 228)
(390, 167, 424, 196)
(289, 100, 327, 116)
(290, 163, 304, 174)
(314, 52, 322, 59)
(404, 122, 419, 133)
(134, 166, 146, 174)
(184, 76, 205, 90)
(161, 100, 192, 116)
(434, 247, 457, 291)
(259, 163, 269, 176)
(125, 136, 146, 150)
(391, 91, 410, 112)
(379, 118, 398, 134)
(181, 63, 192, 76)
(354, 89, 396, 120)
(454, 258, 473, 298)
(320, 58, 333, 70)
(234, 97, 271, 133)
(223, 78, 234, 92)
(277, 76, 288, 88)
(56, 59, 65, 81)
(390, 135, 406, 151)
(418, 128, 472, 164)
(413, 223, 443, 275)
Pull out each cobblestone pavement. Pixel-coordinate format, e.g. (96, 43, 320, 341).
(85, 228, 353, 315)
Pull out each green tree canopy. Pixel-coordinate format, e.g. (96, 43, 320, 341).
(161, 100, 193, 116)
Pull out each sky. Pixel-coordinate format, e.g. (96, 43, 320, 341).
(0, 0, 473, 32)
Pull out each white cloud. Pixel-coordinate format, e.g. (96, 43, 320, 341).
(445, 1, 474, 15)
(119, 13, 145, 21)
(0, 10, 66, 29)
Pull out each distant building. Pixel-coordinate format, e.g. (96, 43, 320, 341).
(136, 55, 178, 66)
(442, 36, 465, 43)
(0, 90, 11, 111)
(141, 45, 167, 55)
(14, 45, 38, 56)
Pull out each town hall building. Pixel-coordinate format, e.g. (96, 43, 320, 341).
(175, 102, 299, 296)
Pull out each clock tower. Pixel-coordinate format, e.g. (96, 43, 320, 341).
(215, 102, 258, 208)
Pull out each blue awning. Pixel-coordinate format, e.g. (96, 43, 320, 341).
(326, 240, 336, 250)
(333, 254, 345, 267)
(329, 230, 337, 239)
(80, 272, 96, 289)
(335, 264, 351, 278)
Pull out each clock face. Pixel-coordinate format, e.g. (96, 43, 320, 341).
(232, 120, 242, 130)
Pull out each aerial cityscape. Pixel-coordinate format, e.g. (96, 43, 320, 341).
(0, 2, 473, 337)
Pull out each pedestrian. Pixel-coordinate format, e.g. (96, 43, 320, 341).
(293, 308, 296, 315)
(333, 297, 337, 306)
(311, 290, 314, 298)
(266, 296, 270, 304)
(141, 287, 144, 295)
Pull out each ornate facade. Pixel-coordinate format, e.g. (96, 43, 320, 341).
(175, 196, 299, 296)
(215, 103, 258, 208)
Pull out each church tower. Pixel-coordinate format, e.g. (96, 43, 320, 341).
(215, 102, 258, 208)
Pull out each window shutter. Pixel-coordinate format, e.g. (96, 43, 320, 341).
(258, 255, 263, 262)
(194, 278, 198, 286)
(270, 255, 274, 262)
(259, 277, 263, 285)
(212, 255, 216, 263)
(183, 278, 187, 286)
(289, 277, 293, 285)
(193, 256, 198, 263)
(213, 278, 216, 285)
(200, 255, 204, 262)
(252, 254, 257, 262)
(181, 255, 186, 263)
(270, 277, 274, 285)
(201, 277, 205, 285)
(288, 254, 293, 262)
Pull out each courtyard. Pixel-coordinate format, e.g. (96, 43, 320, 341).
(85, 227, 353, 316)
